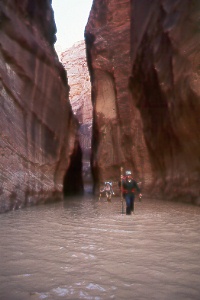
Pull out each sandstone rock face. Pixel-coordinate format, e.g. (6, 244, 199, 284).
(85, 0, 152, 192)
(0, 0, 79, 212)
(130, 0, 200, 204)
(61, 41, 93, 186)
(86, 0, 200, 204)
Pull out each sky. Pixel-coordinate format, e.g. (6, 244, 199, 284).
(52, 0, 93, 53)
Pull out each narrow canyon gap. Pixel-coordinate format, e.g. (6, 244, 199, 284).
(59, 41, 93, 196)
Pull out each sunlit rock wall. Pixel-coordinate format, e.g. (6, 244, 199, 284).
(0, 0, 78, 212)
(130, 0, 200, 204)
(85, 0, 152, 192)
(60, 41, 92, 184)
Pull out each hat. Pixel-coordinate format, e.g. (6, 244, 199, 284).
(105, 181, 112, 186)
(125, 170, 132, 175)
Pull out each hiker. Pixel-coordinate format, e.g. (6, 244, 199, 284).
(99, 182, 114, 201)
(121, 170, 142, 215)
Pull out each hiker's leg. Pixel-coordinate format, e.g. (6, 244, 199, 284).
(125, 195, 131, 215)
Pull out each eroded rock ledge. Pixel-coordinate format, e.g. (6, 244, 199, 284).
(0, 0, 79, 212)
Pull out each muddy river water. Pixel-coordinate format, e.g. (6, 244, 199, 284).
(0, 195, 200, 300)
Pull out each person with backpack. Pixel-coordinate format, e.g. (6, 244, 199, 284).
(99, 182, 114, 201)
(121, 170, 142, 215)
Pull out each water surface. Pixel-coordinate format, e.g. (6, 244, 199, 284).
(0, 196, 200, 299)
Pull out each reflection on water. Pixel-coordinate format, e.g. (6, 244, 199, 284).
(0, 196, 200, 300)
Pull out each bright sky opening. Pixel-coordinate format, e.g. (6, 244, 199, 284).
(52, 0, 93, 54)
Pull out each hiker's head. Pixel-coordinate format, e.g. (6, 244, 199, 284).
(125, 170, 131, 176)
(125, 170, 132, 178)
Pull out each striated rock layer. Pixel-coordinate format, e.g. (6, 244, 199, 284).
(0, 0, 79, 212)
(86, 0, 200, 204)
(60, 41, 93, 185)
(130, 0, 200, 204)
(85, 0, 152, 192)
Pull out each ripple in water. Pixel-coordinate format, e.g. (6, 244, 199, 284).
(0, 196, 200, 299)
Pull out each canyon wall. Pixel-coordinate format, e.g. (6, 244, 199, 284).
(86, 0, 200, 204)
(0, 0, 79, 212)
(130, 0, 200, 204)
(60, 41, 93, 186)
(85, 0, 152, 192)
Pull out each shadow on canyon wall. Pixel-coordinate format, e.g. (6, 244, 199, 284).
(63, 141, 84, 197)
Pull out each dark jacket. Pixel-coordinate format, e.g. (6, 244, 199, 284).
(122, 178, 140, 196)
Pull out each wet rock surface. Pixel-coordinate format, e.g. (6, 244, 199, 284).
(0, 0, 78, 212)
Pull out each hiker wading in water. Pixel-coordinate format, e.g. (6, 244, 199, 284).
(121, 171, 142, 215)
(99, 182, 114, 201)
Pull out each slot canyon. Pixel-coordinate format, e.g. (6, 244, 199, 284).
(1, 1, 200, 299)
(0, 0, 200, 213)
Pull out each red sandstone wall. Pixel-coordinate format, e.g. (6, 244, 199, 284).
(85, 0, 152, 191)
(61, 41, 92, 126)
(86, 0, 200, 204)
(61, 41, 93, 183)
(130, 0, 200, 204)
(0, 0, 78, 212)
